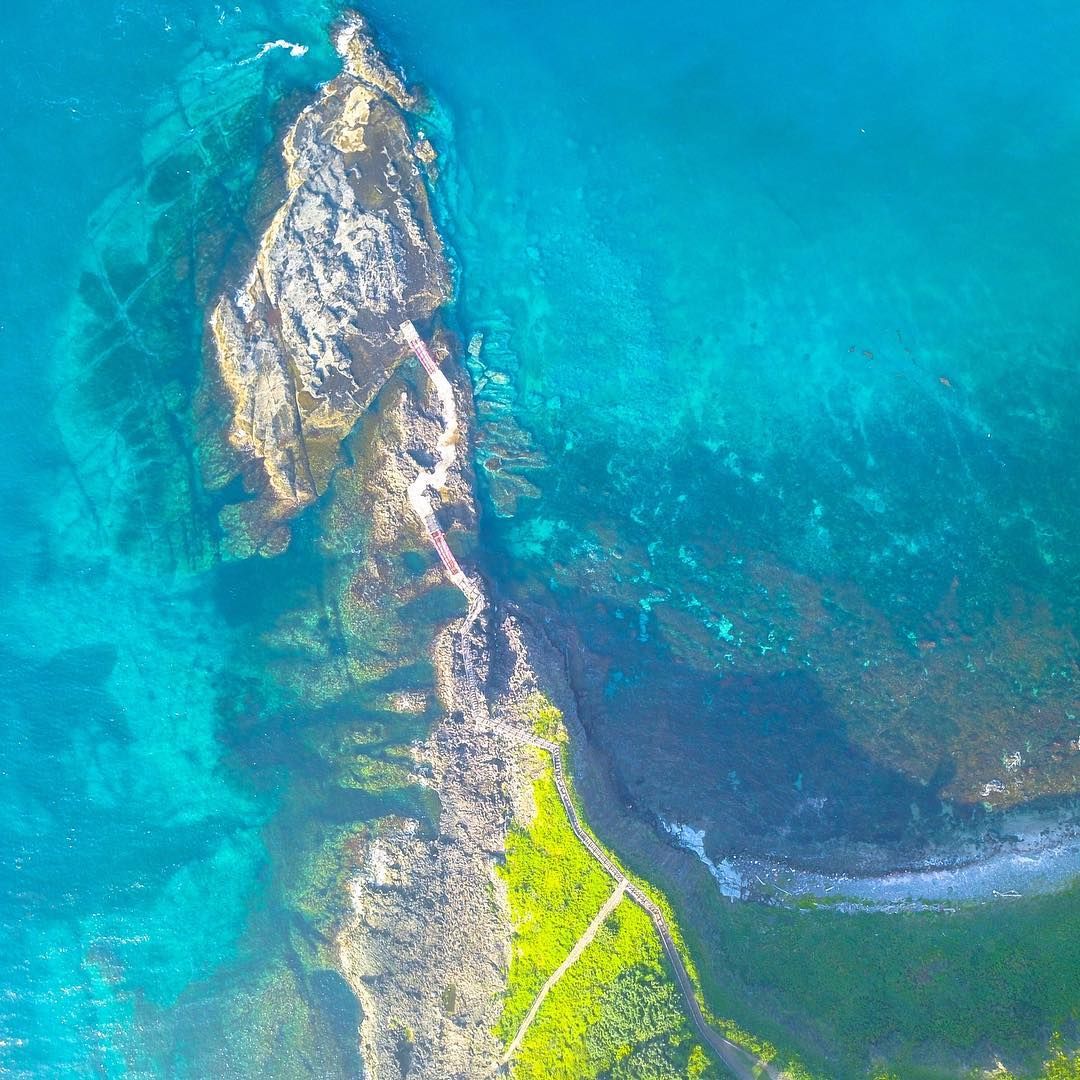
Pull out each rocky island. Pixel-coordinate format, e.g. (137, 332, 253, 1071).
(207, 13, 449, 556)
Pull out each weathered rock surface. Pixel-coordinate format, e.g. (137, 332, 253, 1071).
(336, 598, 559, 1080)
(208, 12, 449, 554)
(324, 325, 515, 1079)
(337, 701, 514, 1080)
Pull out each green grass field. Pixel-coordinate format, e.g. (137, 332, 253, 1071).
(495, 758, 614, 1042)
(496, 757, 719, 1078)
(512, 897, 716, 1079)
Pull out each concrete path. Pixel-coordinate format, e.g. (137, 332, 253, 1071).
(401, 320, 461, 527)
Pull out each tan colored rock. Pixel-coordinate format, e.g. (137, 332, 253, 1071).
(414, 137, 437, 166)
(208, 12, 449, 554)
(338, 711, 513, 1080)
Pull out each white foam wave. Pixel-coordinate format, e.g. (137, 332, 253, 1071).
(239, 39, 309, 66)
(661, 818, 742, 900)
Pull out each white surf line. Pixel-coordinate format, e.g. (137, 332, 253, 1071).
(239, 39, 309, 65)
(739, 824, 1080, 911)
(501, 880, 627, 1067)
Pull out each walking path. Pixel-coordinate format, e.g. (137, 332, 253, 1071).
(400, 321, 777, 1080)
(500, 880, 627, 1067)
(401, 320, 469, 590)
(494, 723, 777, 1080)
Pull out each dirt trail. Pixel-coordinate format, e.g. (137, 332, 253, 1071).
(500, 881, 627, 1066)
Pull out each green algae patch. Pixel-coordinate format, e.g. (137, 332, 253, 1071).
(341, 754, 412, 795)
(182, 959, 362, 1080)
(520, 692, 568, 743)
(511, 898, 719, 1080)
(284, 824, 367, 941)
(496, 762, 612, 1041)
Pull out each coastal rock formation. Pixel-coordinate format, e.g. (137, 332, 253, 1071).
(208, 13, 449, 554)
(336, 602, 563, 1080)
(319, 330, 516, 1078)
(337, 686, 516, 1080)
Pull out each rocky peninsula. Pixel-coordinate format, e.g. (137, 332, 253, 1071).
(203, 17, 547, 1077)
(325, 330, 520, 1078)
(197, 12, 1080, 1080)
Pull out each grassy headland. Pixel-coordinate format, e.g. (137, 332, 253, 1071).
(512, 895, 716, 1078)
(495, 758, 613, 1042)
(496, 753, 721, 1077)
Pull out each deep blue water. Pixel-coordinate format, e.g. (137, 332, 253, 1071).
(3, 0, 1080, 1074)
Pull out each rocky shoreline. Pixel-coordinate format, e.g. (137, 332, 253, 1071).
(322, 358, 590, 1076)
(199, 18, 526, 1075)
(335, 587, 611, 1078)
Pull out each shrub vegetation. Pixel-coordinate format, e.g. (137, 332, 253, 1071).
(649, 852, 1080, 1078)
(497, 760, 719, 1077)
(512, 898, 718, 1079)
(495, 758, 614, 1042)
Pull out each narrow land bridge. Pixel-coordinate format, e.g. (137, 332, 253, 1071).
(401, 321, 775, 1080)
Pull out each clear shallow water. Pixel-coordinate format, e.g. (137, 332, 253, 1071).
(4, 0, 1080, 1074)
(0, 3, 356, 1073)
(417, 0, 1080, 849)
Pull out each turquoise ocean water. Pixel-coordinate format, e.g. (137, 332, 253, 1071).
(4, 0, 1080, 1073)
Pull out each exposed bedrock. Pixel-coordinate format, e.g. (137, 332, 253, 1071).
(325, 331, 524, 1080)
(206, 12, 449, 555)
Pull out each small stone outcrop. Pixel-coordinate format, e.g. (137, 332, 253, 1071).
(207, 12, 449, 554)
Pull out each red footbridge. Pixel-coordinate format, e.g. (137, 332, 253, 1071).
(422, 512, 467, 587)
(401, 318, 440, 376)
(402, 319, 468, 590)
